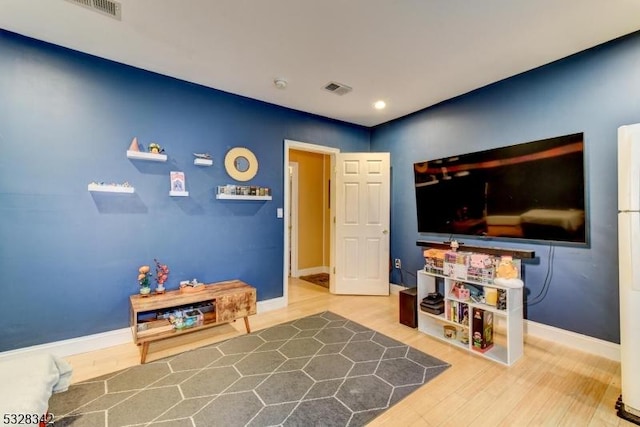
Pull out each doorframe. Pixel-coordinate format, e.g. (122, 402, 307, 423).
(283, 139, 340, 305)
(288, 162, 299, 278)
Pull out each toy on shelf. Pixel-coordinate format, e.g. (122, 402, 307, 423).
(129, 137, 140, 152)
(148, 143, 164, 154)
(496, 256, 518, 279)
(127, 139, 167, 162)
(193, 152, 213, 166)
(179, 279, 205, 293)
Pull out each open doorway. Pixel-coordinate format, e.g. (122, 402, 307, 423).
(283, 140, 339, 305)
(289, 150, 331, 286)
(283, 141, 391, 303)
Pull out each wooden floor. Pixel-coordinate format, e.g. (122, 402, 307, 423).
(65, 278, 632, 426)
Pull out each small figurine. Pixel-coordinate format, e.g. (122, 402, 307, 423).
(129, 137, 140, 152)
(193, 153, 212, 159)
(149, 143, 164, 154)
(496, 256, 518, 279)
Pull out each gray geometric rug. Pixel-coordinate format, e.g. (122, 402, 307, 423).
(49, 311, 450, 427)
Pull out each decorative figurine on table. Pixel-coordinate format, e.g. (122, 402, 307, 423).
(138, 265, 151, 296)
(193, 152, 212, 159)
(154, 259, 169, 294)
(179, 278, 204, 293)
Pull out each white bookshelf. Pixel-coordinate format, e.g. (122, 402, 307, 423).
(417, 268, 523, 366)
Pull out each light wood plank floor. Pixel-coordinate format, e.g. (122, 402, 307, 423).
(65, 278, 632, 426)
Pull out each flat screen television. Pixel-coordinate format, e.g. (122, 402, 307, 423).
(413, 133, 587, 245)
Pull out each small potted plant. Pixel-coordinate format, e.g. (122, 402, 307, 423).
(138, 265, 151, 296)
(154, 259, 169, 294)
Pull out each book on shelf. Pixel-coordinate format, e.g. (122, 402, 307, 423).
(446, 300, 469, 325)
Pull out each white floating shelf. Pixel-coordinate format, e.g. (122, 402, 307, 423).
(88, 183, 135, 193)
(127, 150, 167, 162)
(170, 190, 190, 197)
(216, 194, 272, 201)
(194, 158, 213, 166)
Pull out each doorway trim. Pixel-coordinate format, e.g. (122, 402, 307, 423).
(288, 162, 299, 278)
(283, 139, 340, 306)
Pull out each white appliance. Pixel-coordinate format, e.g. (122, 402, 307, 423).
(617, 123, 640, 424)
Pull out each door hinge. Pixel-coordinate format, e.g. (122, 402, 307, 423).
(333, 267, 336, 274)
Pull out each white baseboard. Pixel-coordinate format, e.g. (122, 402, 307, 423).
(296, 266, 330, 277)
(524, 319, 620, 362)
(257, 296, 286, 313)
(390, 283, 406, 295)
(0, 296, 288, 361)
(0, 296, 620, 363)
(0, 327, 132, 362)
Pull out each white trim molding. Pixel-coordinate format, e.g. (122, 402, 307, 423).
(0, 297, 288, 361)
(0, 297, 619, 363)
(390, 283, 406, 295)
(0, 327, 132, 362)
(257, 296, 286, 313)
(524, 319, 620, 362)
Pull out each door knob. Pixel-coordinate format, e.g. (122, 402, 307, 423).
(382, 229, 389, 234)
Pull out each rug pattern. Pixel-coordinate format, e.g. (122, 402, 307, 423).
(298, 273, 329, 289)
(49, 312, 449, 427)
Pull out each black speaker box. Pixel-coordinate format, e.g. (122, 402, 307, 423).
(399, 287, 418, 328)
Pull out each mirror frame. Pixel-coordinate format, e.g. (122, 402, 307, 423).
(224, 147, 258, 181)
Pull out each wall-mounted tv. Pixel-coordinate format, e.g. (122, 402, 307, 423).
(413, 133, 587, 245)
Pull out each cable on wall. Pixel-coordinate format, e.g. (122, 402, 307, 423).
(527, 242, 555, 306)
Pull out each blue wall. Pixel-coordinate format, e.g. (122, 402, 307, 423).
(373, 31, 640, 343)
(1, 27, 638, 351)
(0, 30, 369, 351)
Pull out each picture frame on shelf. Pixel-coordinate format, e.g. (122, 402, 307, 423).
(169, 171, 189, 197)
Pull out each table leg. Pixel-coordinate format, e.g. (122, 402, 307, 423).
(244, 316, 251, 333)
(140, 342, 149, 364)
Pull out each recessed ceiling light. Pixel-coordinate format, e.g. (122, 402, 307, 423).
(374, 100, 386, 110)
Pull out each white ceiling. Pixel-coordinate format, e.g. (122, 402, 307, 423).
(2, 0, 640, 127)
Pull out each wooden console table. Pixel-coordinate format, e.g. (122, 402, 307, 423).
(129, 280, 257, 363)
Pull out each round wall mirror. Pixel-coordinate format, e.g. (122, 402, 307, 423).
(224, 147, 258, 181)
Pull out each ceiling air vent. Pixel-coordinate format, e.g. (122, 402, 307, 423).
(66, 0, 122, 20)
(323, 81, 352, 96)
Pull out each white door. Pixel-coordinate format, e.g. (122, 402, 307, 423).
(333, 152, 390, 295)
